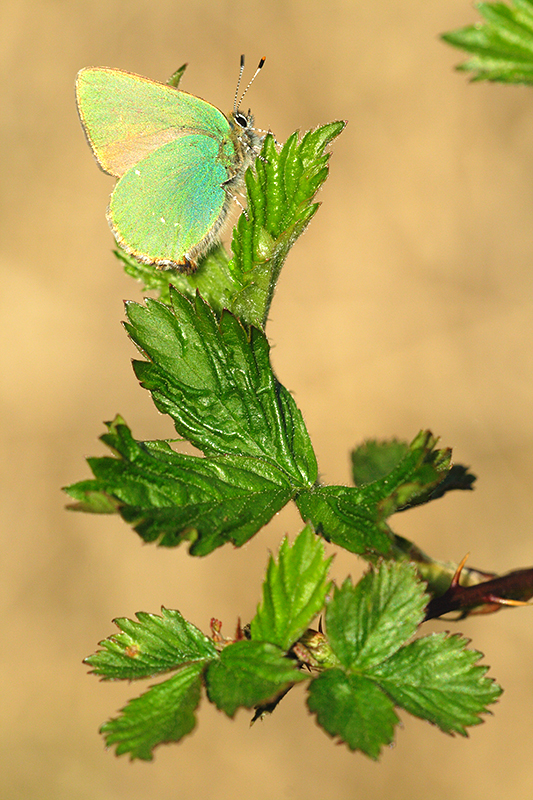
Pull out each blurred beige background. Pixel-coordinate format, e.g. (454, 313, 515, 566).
(3, 0, 533, 798)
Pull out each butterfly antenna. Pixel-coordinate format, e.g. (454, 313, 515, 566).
(235, 55, 266, 110)
(233, 55, 246, 113)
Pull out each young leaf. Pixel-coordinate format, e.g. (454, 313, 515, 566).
(307, 562, 501, 757)
(66, 417, 296, 555)
(205, 640, 305, 717)
(117, 242, 239, 309)
(351, 433, 474, 511)
(307, 670, 398, 759)
(442, 0, 533, 84)
(124, 290, 317, 486)
(166, 62, 188, 88)
(295, 484, 393, 555)
(350, 431, 452, 516)
(84, 608, 217, 680)
(229, 123, 346, 327)
(351, 438, 411, 486)
(296, 432, 451, 556)
(373, 633, 503, 734)
(100, 662, 204, 760)
(250, 525, 333, 651)
(325, 563, 427, 670)
(117, 123, 346, 329)
(407, 463, 476, 505)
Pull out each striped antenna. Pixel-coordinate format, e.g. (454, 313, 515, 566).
(234, 55, 266, 111)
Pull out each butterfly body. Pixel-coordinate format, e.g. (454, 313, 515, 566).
(75, 66, 262, 271)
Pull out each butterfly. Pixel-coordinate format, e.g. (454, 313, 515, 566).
(75, 56, 265, 272)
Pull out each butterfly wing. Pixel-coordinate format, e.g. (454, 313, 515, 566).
(75, 67, 231, 177)
(108, 133, 229, 266)
(76, 67, 238, 266)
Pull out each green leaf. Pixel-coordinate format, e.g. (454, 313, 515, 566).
(442, 0, 533, 84)
(373, 633, 503, 734)
(124, 290, 317, 486)
(350, 431, 452, 516)
(118, 122, 345, 329)
(66, 288, 321, 554)
(250, 525, 333, 651)
(166, 62, 188, 88)
(205, 640, 305, 717)
(100, 662, 204, 760)
(351, 438, 476, 511)
(295, 484, 393, 555)
(296, 432, 450, 555)
(351, 438, 410, 486)
(84, 608, 217, 680)
(66, 485, 120, 513)
(117, 243, 239, 309)
(415, 463, 476, 503)
(307, 563, 502, 757)
(228, 123, 346, 327)
(65, 417, 296, 555)
(386, 533, 483, 600)
(325, 563, 427, 670)
(307, 670, 398, 759)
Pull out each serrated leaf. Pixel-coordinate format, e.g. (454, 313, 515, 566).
(417, 463, 476, 502)
(351, 431, 452, 516)
(250, 525, 333, 651)
(66, 417, 295, 555)
(307, 562, 502, 757)
(124, 290, 317, 486)
(66, 485, 120, 513)
(100, 662, 204, 760)
(351, 439, 410, 485)
(84, 608, 217, 680)
(295, 432, 451, 556)
(205, 640, 305, 717)
(373, 633, 503, 733)
(351, 439, 475, 511)
(295, 484, 393, 555)
(116, 123, 345, 329)
(307, 670, 398, 759)
(117, 243, 241, 310)
(325, 562, 427, 670)
(228, 123, 346, 327)
(442, 0, 533, 84)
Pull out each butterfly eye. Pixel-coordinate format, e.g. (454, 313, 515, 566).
(234, 111, 248, 129)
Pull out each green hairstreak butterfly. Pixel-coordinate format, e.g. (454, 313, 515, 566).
(75, 56, 265, 272)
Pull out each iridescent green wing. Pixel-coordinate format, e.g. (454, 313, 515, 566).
(75, 67, 231, 177)
(108, 134, 229, 265)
